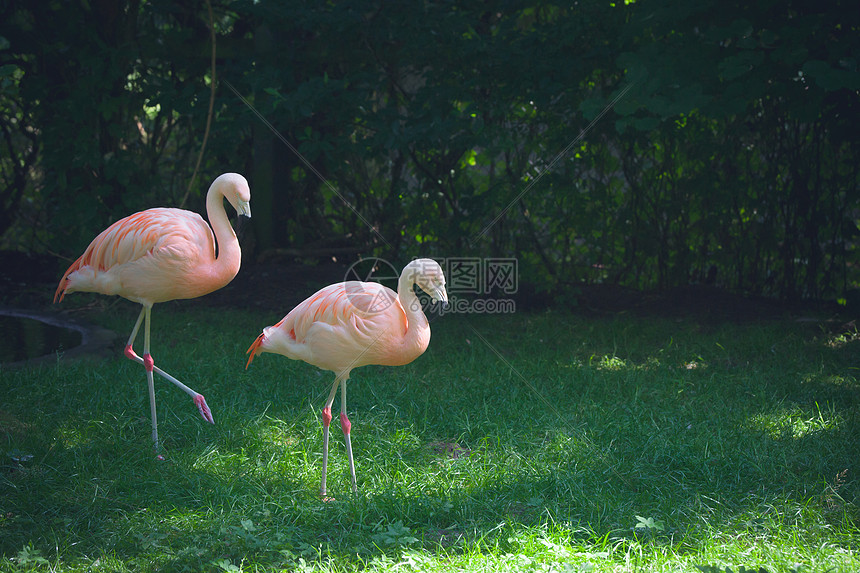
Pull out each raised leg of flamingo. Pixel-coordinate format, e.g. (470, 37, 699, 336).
(320, 374, 358, 497)
(122, 305, 214, 454)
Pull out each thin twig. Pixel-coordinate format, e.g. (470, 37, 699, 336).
(180, 0, 217, 209)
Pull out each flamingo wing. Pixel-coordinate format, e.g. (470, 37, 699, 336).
(247, 281, 407, 373)
(290, 282, 401, 339)
(54, 208, 214, 303)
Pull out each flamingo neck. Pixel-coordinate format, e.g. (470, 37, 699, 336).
(205, 182, 241, 284)
(395, 262, 431, 357)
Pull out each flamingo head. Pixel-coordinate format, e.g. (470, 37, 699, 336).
(215, 173, 252, 219)
(409, 258, 449, 306)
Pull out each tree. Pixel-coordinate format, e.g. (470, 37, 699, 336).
(1, 0, 857, 301)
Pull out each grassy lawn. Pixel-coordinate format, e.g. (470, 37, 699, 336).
(1, 299, 858, 572)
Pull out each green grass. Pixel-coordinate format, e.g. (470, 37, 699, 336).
(1, 299, 858, 572)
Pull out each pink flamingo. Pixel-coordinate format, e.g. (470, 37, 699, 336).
(54, 173, 251, 454)
(246, 258, 448, 496)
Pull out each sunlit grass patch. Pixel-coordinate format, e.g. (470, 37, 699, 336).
(750, 402, 843, 440)
(1, 307, 858, 572)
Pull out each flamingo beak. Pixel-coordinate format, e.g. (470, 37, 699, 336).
(433, 286, 449, 309)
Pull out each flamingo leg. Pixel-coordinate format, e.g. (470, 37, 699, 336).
(339, 376, 357, 494)
(142, 306, 160, 454)
(127, 306, 146, 348)
(124, 307, 215, 426)
(320, 375, 341, 497)
(122, 307, 160, 454)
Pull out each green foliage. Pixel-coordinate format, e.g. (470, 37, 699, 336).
(0, 1, 237, 255)
(371, 521, 420, 547)
(12, 544, 48, 570)
(634, 515, 665, 534)
(1, 1, 858, 299)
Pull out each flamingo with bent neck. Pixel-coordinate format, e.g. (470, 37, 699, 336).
(54, 172, 252, 455)
(246, 258, 448, 496)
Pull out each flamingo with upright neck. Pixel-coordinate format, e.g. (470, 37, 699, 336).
(55, 172, 252, 455)
(246, 258, 448, 496)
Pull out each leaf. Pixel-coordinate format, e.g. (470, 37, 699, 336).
(718, 51, 765, 81)
(634, 515, 665, 531)
(801, 60, 860, 91)
(15, 544, 48, 566)
(212, 559, 242, 572)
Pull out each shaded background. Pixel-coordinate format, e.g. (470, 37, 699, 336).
(1, 0, 858, 307)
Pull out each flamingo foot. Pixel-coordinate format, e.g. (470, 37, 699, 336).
(194, 394, 215, 424)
